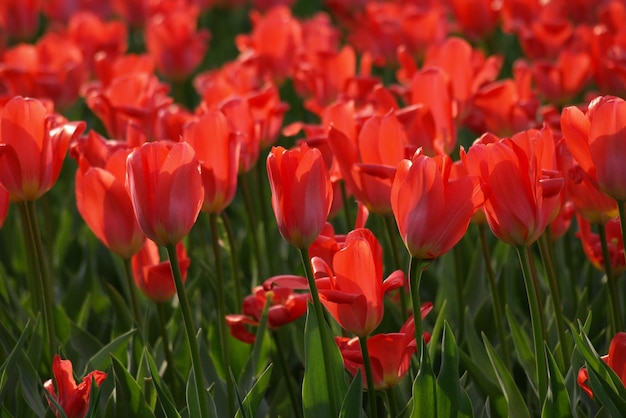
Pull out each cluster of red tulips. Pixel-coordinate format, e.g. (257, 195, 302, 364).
(3, 0, 626, 417)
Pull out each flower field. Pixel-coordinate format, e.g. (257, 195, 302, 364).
(2, 0, 626, 417)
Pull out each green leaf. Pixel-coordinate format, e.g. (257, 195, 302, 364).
(541, 345, 572, 418)
(111, 355, 155, 418)
(103, 282, 133, 332)
(436, 322, 472, 418)
(237, 293, 271, 392)
(0, 318, 35, 398)
(235, 364, 273, 418)
(482, 334, 530, 418)
(186, 369, 201, 418)
(339, 369, 363, 418)
(144, 349, 181, 418)
(84, 329, 136, 376)
(301, 303, 347, 418)
(411, 338, 436, 418)
(43, 386, 69, 418)
(505, 306, 537, 395)
(428, 300, 447, 362)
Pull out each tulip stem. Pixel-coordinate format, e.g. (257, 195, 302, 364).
(384, 215, 408, 321)
(156, 302, 180, 404)
(209, 213, 235, 416)
(240, 173, 264, 284)
(165, 244, 210, 418)
(359, 336, 378, 418)
(408, 257, 430, 349)
(123, 257, 143, 331)
(21, 201, 57, 360)
(537, 233, 568, 370)
(17, 202, 41, 314)
(256, 158, 275, 275)
(299, 247, 339, 416)
(516, 246, 547, 406)
(271, 331, 303, 418)
(478, 225, 510, 367)
(597, 223, 623, 335)
(453, 245, 465, 340)
(386, 387, 398, 418)
(221, 211, 243, 310)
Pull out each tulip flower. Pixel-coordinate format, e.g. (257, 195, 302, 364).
(562, 96, 626, 202)
(132, 239, 189, 303)
(75, 148, 145, 259)
(576, 215, 626, 275)
(126, 141, 204, 246)
(391, 149, 482, 259)
(266, 143, 333, 249)
(183, 111, 240, 214)
(0, 96, 85, 201)
(44, 355, 107, 418)
(225, 284, 310, 343)
(578, 332, 626, 398)
(335, 303, 433, 390)
(312, 228, 404, 337)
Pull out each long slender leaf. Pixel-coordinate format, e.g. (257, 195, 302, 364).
(437, 322, 472, 418)
(235, 364, 273, 418)
(339, 370, 363, 418)
(411, 338, 436, 418)
(111, 355, 155, 418)
(144, 349, 181, 418)
(541, 345, 572, 418)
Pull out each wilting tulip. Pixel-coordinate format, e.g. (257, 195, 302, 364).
(0, 96, 85, 201)
(126, 141, 204, 246)
(391, 149, 482, 259)
(76, 148, 145, 259)
(335, 303, 432, 389)
(132, 239, 189, 303)
(562, 96, 626, 202)
(225, 284, 310, 343)
(462, 129, 563, 247)
(183, 111, 240, 214)
(44, 355, 107, 418)
(312, 228, 404, 337)
(267, 143, 333, 248)
(578, 332, 626, 398)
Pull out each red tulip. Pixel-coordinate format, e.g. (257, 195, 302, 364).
(0, 96, 85, 201)
(75, 146, 144, 259)
(132, 239, 189, 303)
(312, 228, 404, 337)
(578, 332, 626, 398)
(576, 215, 626, 275)
(43, 355, 107, 418)
(182, 111, 240, 214)
(225, 283, 310, 344)
(266, 143, 333, 248)
(462, 129, 563, 247)
(391, 150, 482, 259)
(562, 96, 626, 202)
(335, 303, 433, 390)
(126, 141, 204, 246)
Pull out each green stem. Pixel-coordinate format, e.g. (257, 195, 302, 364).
(516, 246, 547, 406)
(17, 202, 41, 314)
(537, 232, 569, 370)
(256, 158, 275, 275)
(272, 331, 303, 418)
(221, 211, 243, 310)
(340, 181, 353, 229)
(299, 247, 339, 416)
(240, 173, 264, 284)
(597, 223, 623, 334)
(156, 302, 180, 403)
(478, 225, 510, 365)
(386, 387, 398, 418)
(408, 257, 430, 347)
(359, 336, 378, 418)
(22, 201, 57, 359)
(123, 257, 143, 331)
(209, 213, 235, 416)
(562, 227, 578, 316)
(383, 215, 408, 321)
(453, 245, 465, 340)
(165, 244, 210, 418)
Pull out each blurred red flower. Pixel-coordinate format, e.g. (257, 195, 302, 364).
(578, 332, 626, 398)
(576, 215, 626, 275)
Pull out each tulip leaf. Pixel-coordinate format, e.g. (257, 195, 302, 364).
(83, 328, 136, 376)
(302, 303, 347, 418)
(43, 387, 69, 418)
(0, 317, 35, 399)
(411, 338, 436, 418)
(103, 282, 133, 331)
(586, 367, 624, 417)
(505, 306, 537, 395)
(428, 300, 447, 362)
(144, 349, 181, 418)
(111, 355, 155, 418)
(235, 364, 273, 418)
(186, 369, 202, 418)
(19, 353, 47, 418)
(437, 322, 472, 418)
(339, 369, 363, 418)
(541, 344, 572, 418)
(482, 334, 530, 418)
(238, 293, 271, 392)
